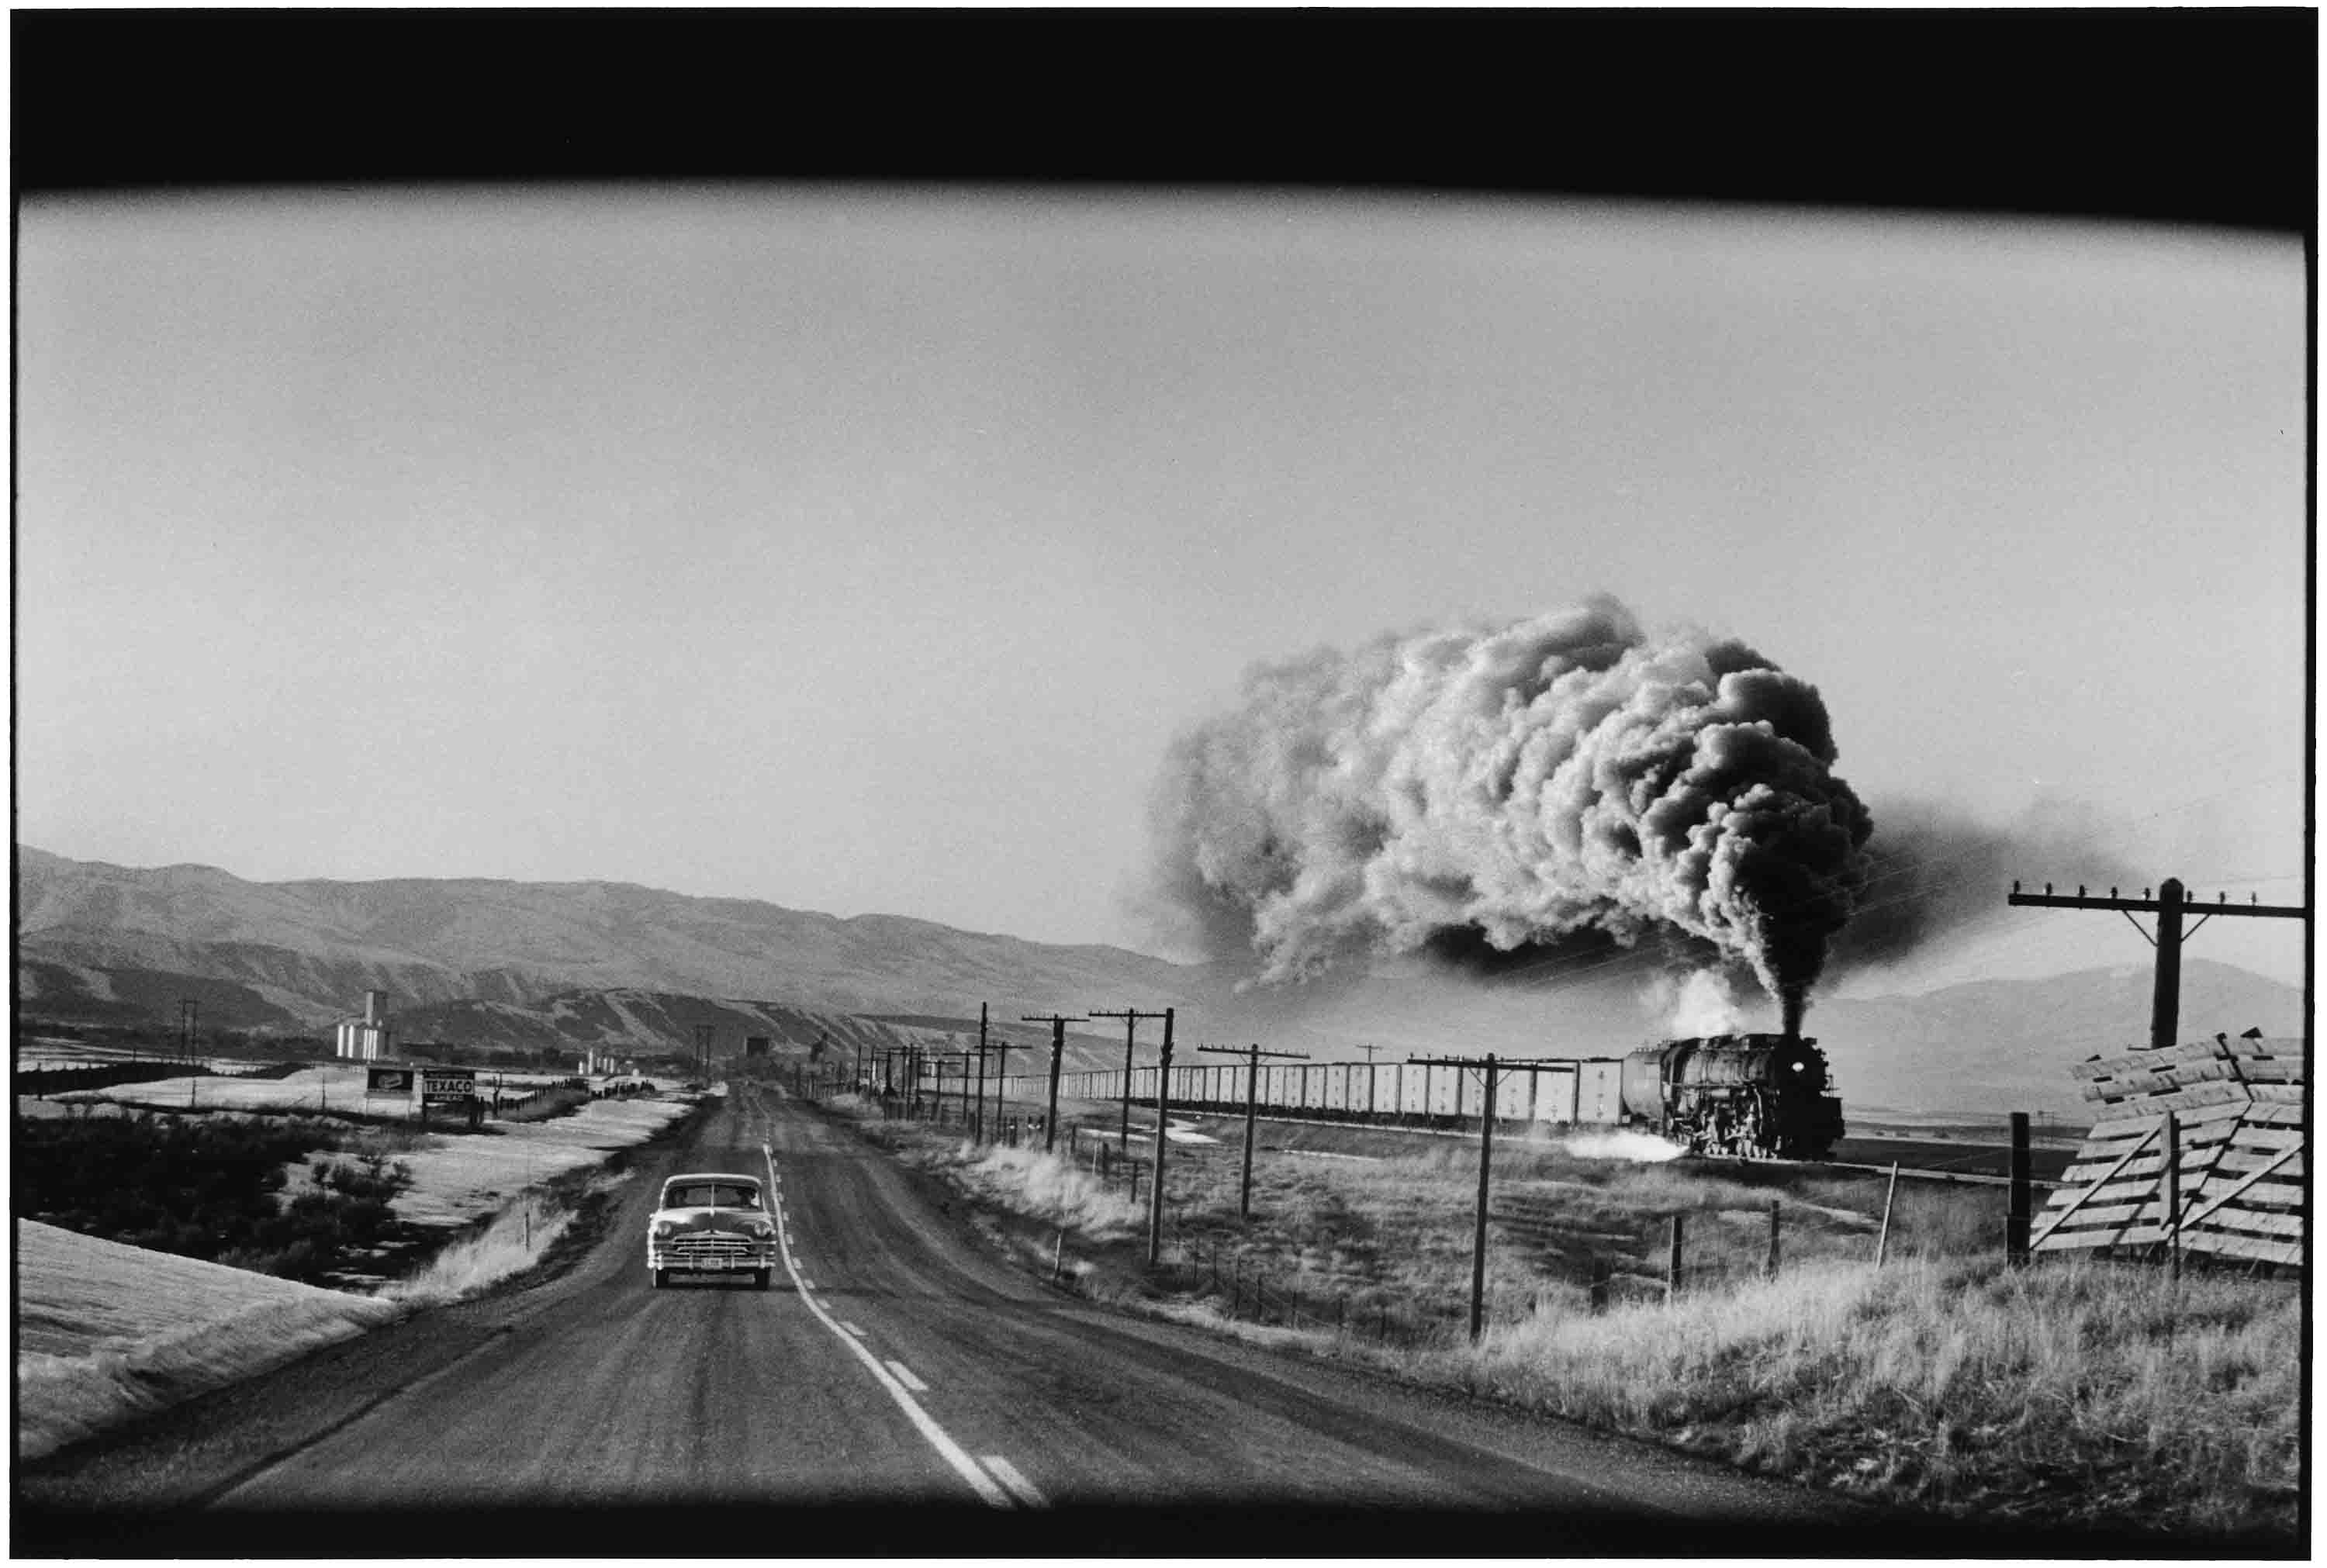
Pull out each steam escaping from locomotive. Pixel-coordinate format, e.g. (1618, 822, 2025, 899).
(1644, 967, 1751, 1038)
(1150, 597, 1876, 1021)
(1563, 1129, 1687, 1163)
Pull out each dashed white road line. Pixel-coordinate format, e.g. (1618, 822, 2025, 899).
(842, 1321, 867, 1337)
(885, 1360, 930, 1394)
(981, 1456, 1049, 1509)
(761, 1141, 1013, 1510)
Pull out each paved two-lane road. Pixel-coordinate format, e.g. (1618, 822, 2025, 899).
(20, 1085, 1947, 1554)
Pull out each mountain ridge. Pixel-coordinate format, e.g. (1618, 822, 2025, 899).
(15, 846, 2306, 1115)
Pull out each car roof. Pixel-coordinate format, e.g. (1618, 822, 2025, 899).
(663, 1172, 761, 1186)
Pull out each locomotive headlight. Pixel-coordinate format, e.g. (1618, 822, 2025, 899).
(1791, 1061, 1805, 1072)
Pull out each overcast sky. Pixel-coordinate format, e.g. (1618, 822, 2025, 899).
(16, 188, 2307, 989)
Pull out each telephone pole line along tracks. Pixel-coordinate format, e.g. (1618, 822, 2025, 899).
(2006, 876, 2306, 1050)
(20, 1080, 1906, 1556)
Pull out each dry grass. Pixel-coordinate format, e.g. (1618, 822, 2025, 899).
(954, 1144, 1150, 1240)
(821, 1096, 2301, 1543)
(1454, 1253, 2299, 1539)
(383, 1169, 628, 1305)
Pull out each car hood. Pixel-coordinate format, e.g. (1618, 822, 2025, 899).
(652, 1207, 771, 1231)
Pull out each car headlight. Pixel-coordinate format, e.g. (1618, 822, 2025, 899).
(749, 1221, 776, 1240)
(652, 1221, 677, 1238)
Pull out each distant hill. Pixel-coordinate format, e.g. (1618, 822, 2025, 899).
(1813, 960, 2308, 1119)
(15, 847, 2307, 1113)
(14, 845, 1202, 1030)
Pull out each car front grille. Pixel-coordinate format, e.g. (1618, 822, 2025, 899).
(669, 1233, 755, 1264)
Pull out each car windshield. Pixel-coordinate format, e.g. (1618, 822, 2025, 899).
(665, 1183, 757, 1210)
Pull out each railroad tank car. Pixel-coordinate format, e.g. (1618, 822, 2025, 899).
(1619, 1034, 1843, 1159)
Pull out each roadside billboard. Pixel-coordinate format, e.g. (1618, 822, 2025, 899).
(365, 1066, 417, 1097)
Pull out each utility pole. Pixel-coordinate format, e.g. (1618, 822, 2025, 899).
(693, 1024, 714, 1086)
(974, 1005, 990, 1143)
(2007, 878, 2306, 1049)
(1023, 1014, 1084, 1153)
(1475, 1056, 1495, 1335)
(1088, 1007, 1169, 1152)
(988, 1031, 1013, 1145)
(179, 999, 200, 1066)
(1199, 1042, 1309, 1219)
(1357, 1041, 1382, 1120)
(1412, 1052, 1577, 1341)
(1146, 1008, 1177, 1267)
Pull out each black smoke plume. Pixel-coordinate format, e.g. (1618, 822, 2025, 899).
(1824, 798, 2146, 976)
(1147, 598, 1876, 1019)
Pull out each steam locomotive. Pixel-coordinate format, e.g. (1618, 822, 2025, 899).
(1619, 1033, 1844, 1160)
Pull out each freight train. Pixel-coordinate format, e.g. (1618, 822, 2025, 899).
(1037, 1032, 1843, 1161)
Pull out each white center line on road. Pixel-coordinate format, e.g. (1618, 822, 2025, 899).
(980, 1456, 1049, 1510)
(884, 1360, 930, 1394)
(761, 1141, 1014, 1511)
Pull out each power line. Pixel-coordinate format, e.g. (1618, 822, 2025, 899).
(2005, 876, 2306, 1051)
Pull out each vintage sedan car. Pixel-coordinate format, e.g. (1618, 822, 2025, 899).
(645, 1171, 778, 1289)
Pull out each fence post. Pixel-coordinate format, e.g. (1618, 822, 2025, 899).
(2007, 1110, 2031, 1266)
(1876, 1161, 1900, 1268)
(2164, 1110, 2181, 1283)
(1765, 1197, 1782, 1278)
(1665, 1214, 1685, 1304)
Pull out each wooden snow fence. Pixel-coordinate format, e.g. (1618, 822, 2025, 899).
(2032, 1035, 2306, 1270)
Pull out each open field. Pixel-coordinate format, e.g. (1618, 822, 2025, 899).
(830, 1088, 2301, 1545)
(1828, 1135, 2075, 1183)
(14, 1082, 711, 1460)
(21, 1075, 698, 1274)
(41, 1062, 587, 1114)
(16, 1221, 406, 1461)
